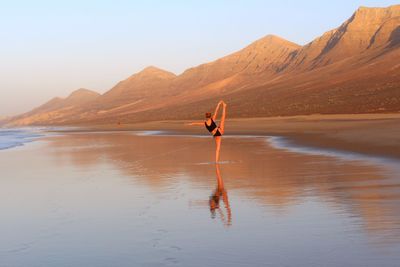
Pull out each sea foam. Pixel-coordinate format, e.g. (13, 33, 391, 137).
(0, 128, 43, 150)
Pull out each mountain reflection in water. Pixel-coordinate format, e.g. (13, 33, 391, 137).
(45, 132, 400, 242)
(2, 131, 400, 266)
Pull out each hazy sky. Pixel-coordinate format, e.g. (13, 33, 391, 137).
(1, 0, 399, 116)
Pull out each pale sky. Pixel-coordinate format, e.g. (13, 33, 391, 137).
(1, 0, 399, 116)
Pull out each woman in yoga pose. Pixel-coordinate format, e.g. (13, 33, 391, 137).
(189, 100, 227, 162)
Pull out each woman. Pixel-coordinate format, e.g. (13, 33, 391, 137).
(189, 100, 227, 162)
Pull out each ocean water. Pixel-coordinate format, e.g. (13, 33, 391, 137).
(1, 131, 400, 266)
(0, 128, 43, 150)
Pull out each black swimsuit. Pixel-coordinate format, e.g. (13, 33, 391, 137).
(205, 119, 222, 137)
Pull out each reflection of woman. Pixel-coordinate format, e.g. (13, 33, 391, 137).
(188, 100, 227, 162)
(209, 164, 232, 226)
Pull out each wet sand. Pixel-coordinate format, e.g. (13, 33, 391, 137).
(64, 113, 400, 159)
(1, 131, 400, 266)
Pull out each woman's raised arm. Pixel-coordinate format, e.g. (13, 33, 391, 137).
(186, 121, 204, 126)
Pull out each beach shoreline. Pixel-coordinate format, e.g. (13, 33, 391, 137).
(45, 113, 400, 160)
(2, 118, 400, 266)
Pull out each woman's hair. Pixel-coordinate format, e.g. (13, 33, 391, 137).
(205, 112, 212, 118)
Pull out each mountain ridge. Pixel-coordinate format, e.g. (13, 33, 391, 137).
(7, 4, 400, 126)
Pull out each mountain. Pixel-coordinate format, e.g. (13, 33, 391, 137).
(287, 5, 400, 70)
(35, 88, 100, 113)
(99, 66, 176, 108)
(8, 4, 400, 126)
(0, 116, 10, 126)
(108, 35, 301, 108)
(176, 35, 300, 87)
(88, 66, 177, 117)
(11, 88, 100, 125)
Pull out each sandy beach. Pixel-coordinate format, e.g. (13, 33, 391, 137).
(58, 113, 400, 159)
(2, 113, 400, 266)
(1, 128, 400, 266)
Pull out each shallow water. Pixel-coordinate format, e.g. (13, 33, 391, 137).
(0, 128, 43, 150)
(1, 131, 400, 266)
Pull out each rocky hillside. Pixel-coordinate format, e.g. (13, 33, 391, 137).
(8, 4, 400, 126)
